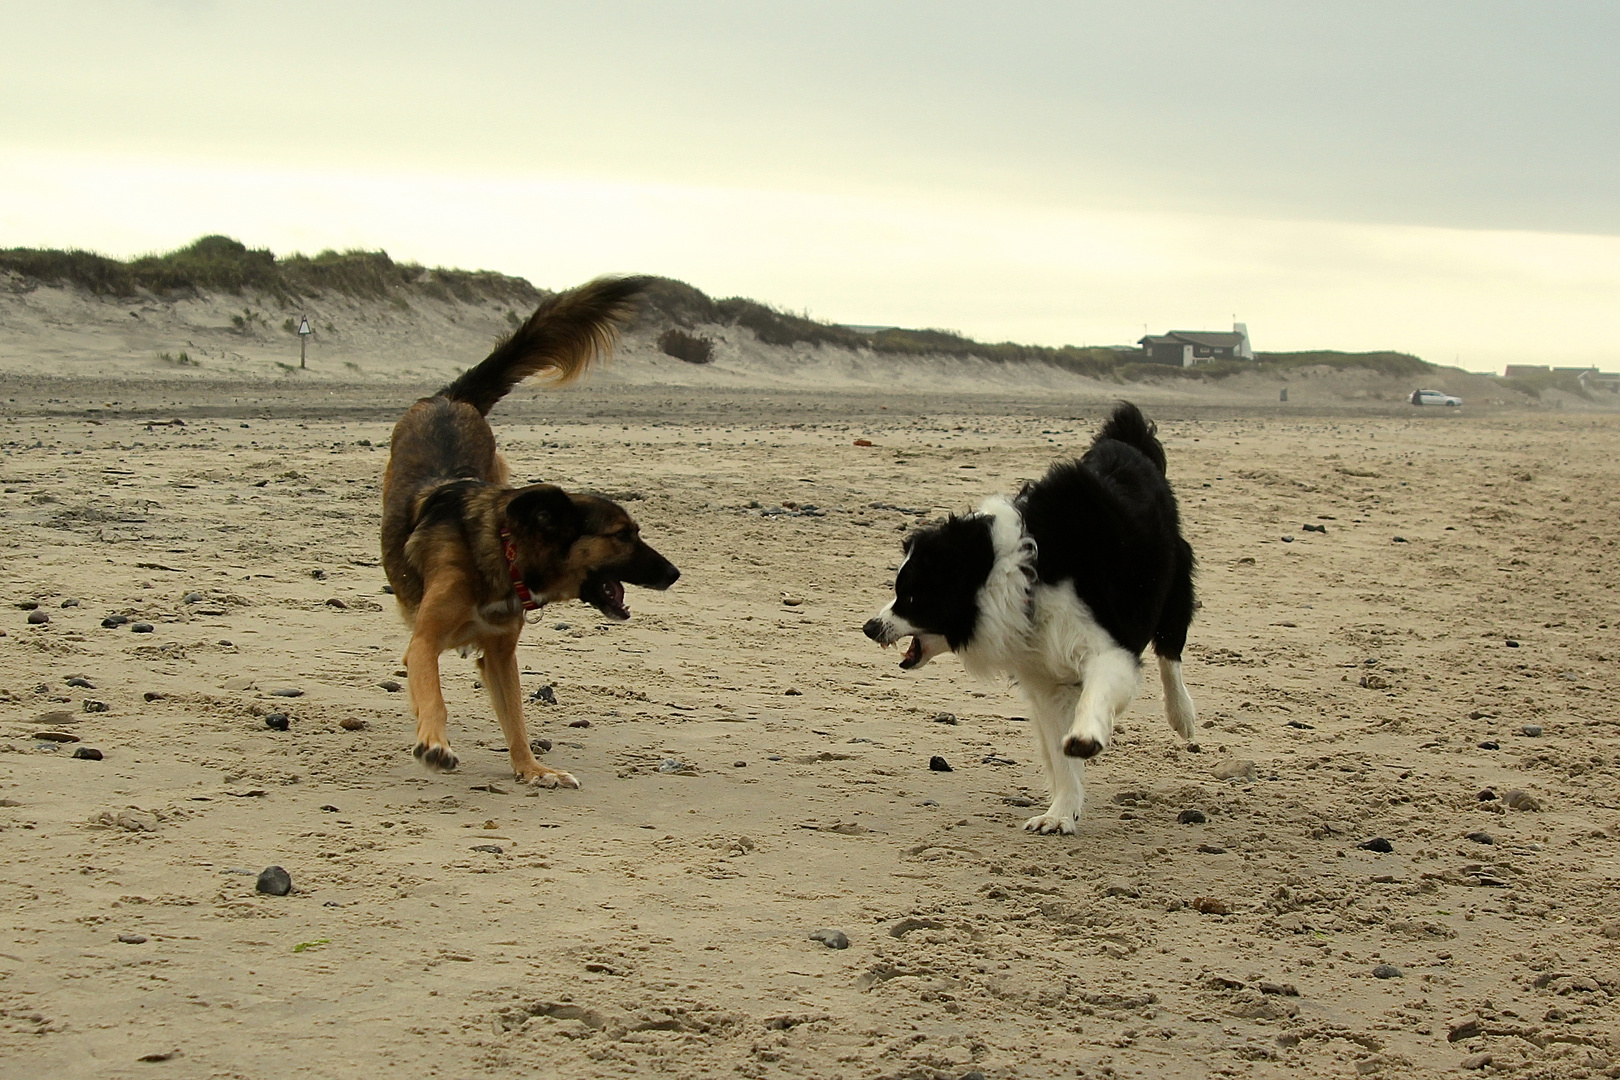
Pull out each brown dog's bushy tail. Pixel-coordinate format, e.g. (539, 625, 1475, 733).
(437, 275, 650, 415)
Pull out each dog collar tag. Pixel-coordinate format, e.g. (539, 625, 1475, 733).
(498, 526, 542, 611)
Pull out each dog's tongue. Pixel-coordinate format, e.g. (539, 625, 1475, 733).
(605, 580, 628, 618)
(899, 637, 922, 669)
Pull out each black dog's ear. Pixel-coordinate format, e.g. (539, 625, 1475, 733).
(505, 485, 582, 546)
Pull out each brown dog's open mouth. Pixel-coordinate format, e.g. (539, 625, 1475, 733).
(583, 576, 629, 621)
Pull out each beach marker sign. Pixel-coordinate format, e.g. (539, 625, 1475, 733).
(298, 315, 311, 368)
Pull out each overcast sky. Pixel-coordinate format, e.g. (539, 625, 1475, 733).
(4, 1, 1618, 370)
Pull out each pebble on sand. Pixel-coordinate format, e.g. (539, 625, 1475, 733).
(102, 614, 129, 627)
(256, 866, 293, 896)
(264, 713, 290, 731)
(928, 756, 953, 772)
(271, 688, 304, 697)
(1520, 724, 1543, 737)
(1372, 964, 1403, 979)
(117, 933, 148, 944)
(1191, 896, 1232, 915)
(378, 679, 402, 692)
(1504, 789, 1542, 811)
(529, 684, 556, 705)
(26, 610, 49, 624)
(1177, 809, 1208, 825)
(339, 718, 366, 731)
(1213, 759, 1256, 781)
(72, 747, 103, 760)
(33, 730, 81, 743)
(568, 719, 591, 728)
(82, 699, 109, 713)
(130, 622, 154, 633)
(1358, 837, 1395, 853)
(809, 929, 849, 949)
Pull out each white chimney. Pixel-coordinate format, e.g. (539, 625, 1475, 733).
(1233, 321, 1253, 360)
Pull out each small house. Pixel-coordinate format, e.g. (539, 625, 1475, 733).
(1138, 323, 1254, 367)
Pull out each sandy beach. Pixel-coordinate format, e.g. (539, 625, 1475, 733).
(1, 378, 1617, 1079)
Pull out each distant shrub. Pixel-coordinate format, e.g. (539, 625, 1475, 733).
(658, 328, 715, 364)
(156, 350, 198, 367)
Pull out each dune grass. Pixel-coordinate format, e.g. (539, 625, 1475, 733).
(0, 235, 542, 307)
(2, 238, 1436, 380)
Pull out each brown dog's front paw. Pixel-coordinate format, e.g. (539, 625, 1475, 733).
(515, 762, 580, 789)
(413, 741, 459, 772)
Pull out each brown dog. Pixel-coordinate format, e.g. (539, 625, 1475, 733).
(381, 277, 678, 788)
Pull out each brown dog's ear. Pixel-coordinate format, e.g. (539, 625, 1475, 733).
(505, 485, 582, 547)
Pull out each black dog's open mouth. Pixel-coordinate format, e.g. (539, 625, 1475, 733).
(582, 576, 629, 621)
(899, 636, 923, 669)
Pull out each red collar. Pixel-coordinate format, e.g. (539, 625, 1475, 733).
(498, 526, 542, 611)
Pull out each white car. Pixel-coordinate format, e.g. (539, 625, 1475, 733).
(1410, 388, 1462, 407)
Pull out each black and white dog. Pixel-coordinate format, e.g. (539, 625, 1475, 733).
(863, 402, 1196, 834)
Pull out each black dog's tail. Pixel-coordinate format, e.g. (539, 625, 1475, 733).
(437, 275, 649, 416)
(1092, 401, 1167, 475)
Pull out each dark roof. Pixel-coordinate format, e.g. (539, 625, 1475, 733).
(1138, 330, 1246, 349)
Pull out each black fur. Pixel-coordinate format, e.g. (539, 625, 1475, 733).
(882, 515, 996, 649)
(877, 402, 1193, 659)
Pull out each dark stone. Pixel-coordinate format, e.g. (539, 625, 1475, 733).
(530, 738, 552, 754)
(26, 610, 49, 625)
(378, 679, 402, 692)
(130, 622, 154, 633)
(1505, 639, 1519, 647)
(809, 929, 849, 949)
(1358, 837, 1395, 853)
(66, 677, 93, 688)
(72, 746, 103, 760)
(264, 713, 290, 731)
(530, 684, 556, 705)
(1392, 536, 1408, 543)
(1478, 740, 1499, 750)
(1520, 724, 1543, 737)
(102, 614, 130, 627)
(471, 844, 503, 854)
(117, 933, 148, 944)
(1465, 831, 1494, 845)
(16, 601, 37, 610)
(1281, 535, 1294, 543)
(271, 688, 304, 697)
(325, 598, 347, 609)
(932, 711, 958, 725)
(255, 866, 292, 896)
(1372, 963, 1402, 979)
(1197, 844, 1228, 854)
(320, 804, 339, 812)
(734, 760, 746, 768)
(82, 699, 109, 713)
(1477, 788, 1498, 801)
(381, 585, 394, 594)
(928, 756, 953, 772)
(1287, 719, 1314, 729)
(183, 592, 205, 604)
(1177, 809, 1208, 825)
(568, 719, 590, 728)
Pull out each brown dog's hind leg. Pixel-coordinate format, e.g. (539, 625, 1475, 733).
(405, 577, 468, 772)
(478, 636, 580, 789)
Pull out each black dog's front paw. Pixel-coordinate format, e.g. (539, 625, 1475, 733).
(1062, 735, 1104, 759)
